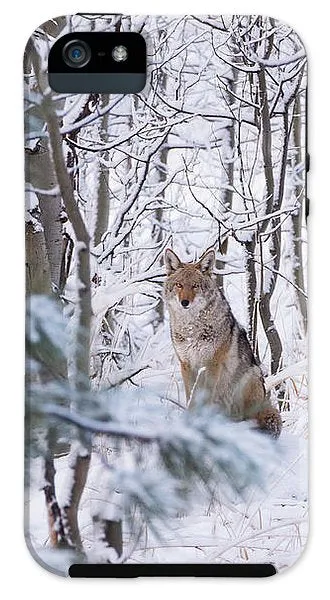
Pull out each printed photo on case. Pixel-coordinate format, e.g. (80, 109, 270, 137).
(24, 14, 308, 576)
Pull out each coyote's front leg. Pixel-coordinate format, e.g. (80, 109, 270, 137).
(179, 360, 194, 405)
(180, 362, 218, 409)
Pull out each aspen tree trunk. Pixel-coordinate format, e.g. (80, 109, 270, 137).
(216, 65, 237, 290)
(25, 31, 68, 544)
(29, 40, 92, 550)
(25, 222, 51, 295)
(25, 144, 63, 290)
(42, 94, 92, 550)
(25, 20, 67, 292)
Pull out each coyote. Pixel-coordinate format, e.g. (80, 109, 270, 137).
(164, 248, 282, 438)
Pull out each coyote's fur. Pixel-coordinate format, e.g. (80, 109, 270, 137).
(164, 248, 282, 438)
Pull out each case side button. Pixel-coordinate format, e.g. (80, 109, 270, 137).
(305, 197, 310, 219)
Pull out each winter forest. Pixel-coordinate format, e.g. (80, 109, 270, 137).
(24, 14, 308, 575)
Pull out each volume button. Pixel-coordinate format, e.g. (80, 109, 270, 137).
(305, 197, 310, 219)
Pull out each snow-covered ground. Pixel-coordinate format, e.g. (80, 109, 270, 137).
(26, 332, 308, 574)
(27, 425, 307, 573)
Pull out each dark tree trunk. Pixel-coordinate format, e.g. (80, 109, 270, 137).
(94, 94, 111, 246)
(257, 64, 283, 374)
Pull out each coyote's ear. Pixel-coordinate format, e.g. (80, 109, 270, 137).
(197, 249, 215, 274)
(165, 249, 183, 274)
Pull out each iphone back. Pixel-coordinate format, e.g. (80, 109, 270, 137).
(24, 13, 308, 577)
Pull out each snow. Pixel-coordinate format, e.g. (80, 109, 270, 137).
(27, 295, 67, 352)
(26, 429, 307, 572)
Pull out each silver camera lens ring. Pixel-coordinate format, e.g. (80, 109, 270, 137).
(62, 40, 91, 68)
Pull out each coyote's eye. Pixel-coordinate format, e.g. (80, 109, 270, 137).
(175, 282, 182, 289)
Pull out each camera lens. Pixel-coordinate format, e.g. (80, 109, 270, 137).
(62, 40, 91, 68)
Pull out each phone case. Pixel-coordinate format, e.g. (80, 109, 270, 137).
(24, 14, 308, 577)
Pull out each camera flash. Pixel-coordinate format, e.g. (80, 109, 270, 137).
(112, 45, 128, 62)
